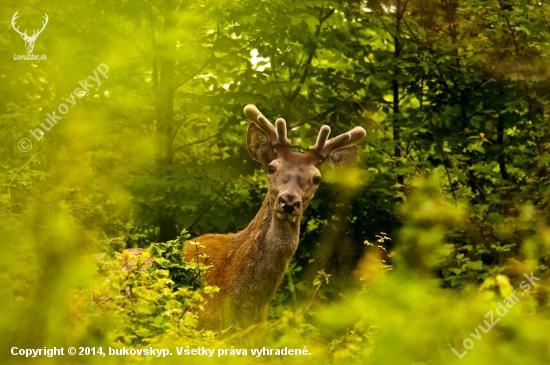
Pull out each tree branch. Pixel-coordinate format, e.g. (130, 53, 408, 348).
(188, 178, 231, 231)
(173, 132, 221, 154)
(174, 9, 220, 90)
(287, 6, 335, 103)
(271, 49, 289, 101)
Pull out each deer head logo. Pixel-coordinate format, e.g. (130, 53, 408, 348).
(11, 11, 49, 54)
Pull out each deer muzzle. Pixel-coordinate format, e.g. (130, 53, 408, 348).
(278, 194, 301, 214)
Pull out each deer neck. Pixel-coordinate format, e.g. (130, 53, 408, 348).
(244, 194, 301, 260)
(231, 193, 301, 312)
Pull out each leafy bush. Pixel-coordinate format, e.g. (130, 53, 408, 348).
(92, 233, 218, 346)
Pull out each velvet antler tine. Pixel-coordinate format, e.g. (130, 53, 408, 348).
(244, 105, 289, 145)
(324, 133, 352, 153)
(321, 127, 366, 156)
(309, 124, 366, 158)
(310, 125, 331, 153)
(346, 126, 366, 145)
(257, 115, 278, 141)
(246, 104, 366, 158)
(244, 104, 276, 139)
(275, 118, 290, 145)
(244, 104, 262, 123)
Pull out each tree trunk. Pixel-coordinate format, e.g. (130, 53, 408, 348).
(393, 0, 404, 185)
(154, 1, 178, 241)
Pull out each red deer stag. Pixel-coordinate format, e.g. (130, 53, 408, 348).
(176, 104, 366, 330)
(123, 105, 366, 330)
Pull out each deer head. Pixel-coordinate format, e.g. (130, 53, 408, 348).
(244, 105, 366, 223)
(11, 11, 49, 54)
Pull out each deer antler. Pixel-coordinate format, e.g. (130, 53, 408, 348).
(11, 11, 48, 39)
(32, 13, 49, 39)
(244, 104, 290, 147)
(310, 125, 366, 158)
(11, 11, 27, 38)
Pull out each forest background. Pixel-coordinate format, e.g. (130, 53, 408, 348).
(1, 0, 550, 364)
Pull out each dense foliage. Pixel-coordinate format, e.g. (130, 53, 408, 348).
(1, 0, 550, 364)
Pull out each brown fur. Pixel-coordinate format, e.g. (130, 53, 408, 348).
(186, 194, 300, 329)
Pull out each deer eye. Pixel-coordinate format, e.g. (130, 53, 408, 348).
(267, 165, 276, 174)
(313, 176, 321, 185)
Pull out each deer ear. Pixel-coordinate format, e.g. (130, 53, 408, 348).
(326, 145, 358, 167)
(247, 122, 276, 165)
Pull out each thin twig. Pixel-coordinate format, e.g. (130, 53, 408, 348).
(429, 123, 457, 204)
(303, 281, 322, 315)
(7, 148, 44, 202)
(288, 6, 335, 103)
(188, 178, 231, 231)
(173, 132, 221, 154)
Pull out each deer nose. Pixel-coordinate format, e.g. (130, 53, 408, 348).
(279, 194, 301, 213)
